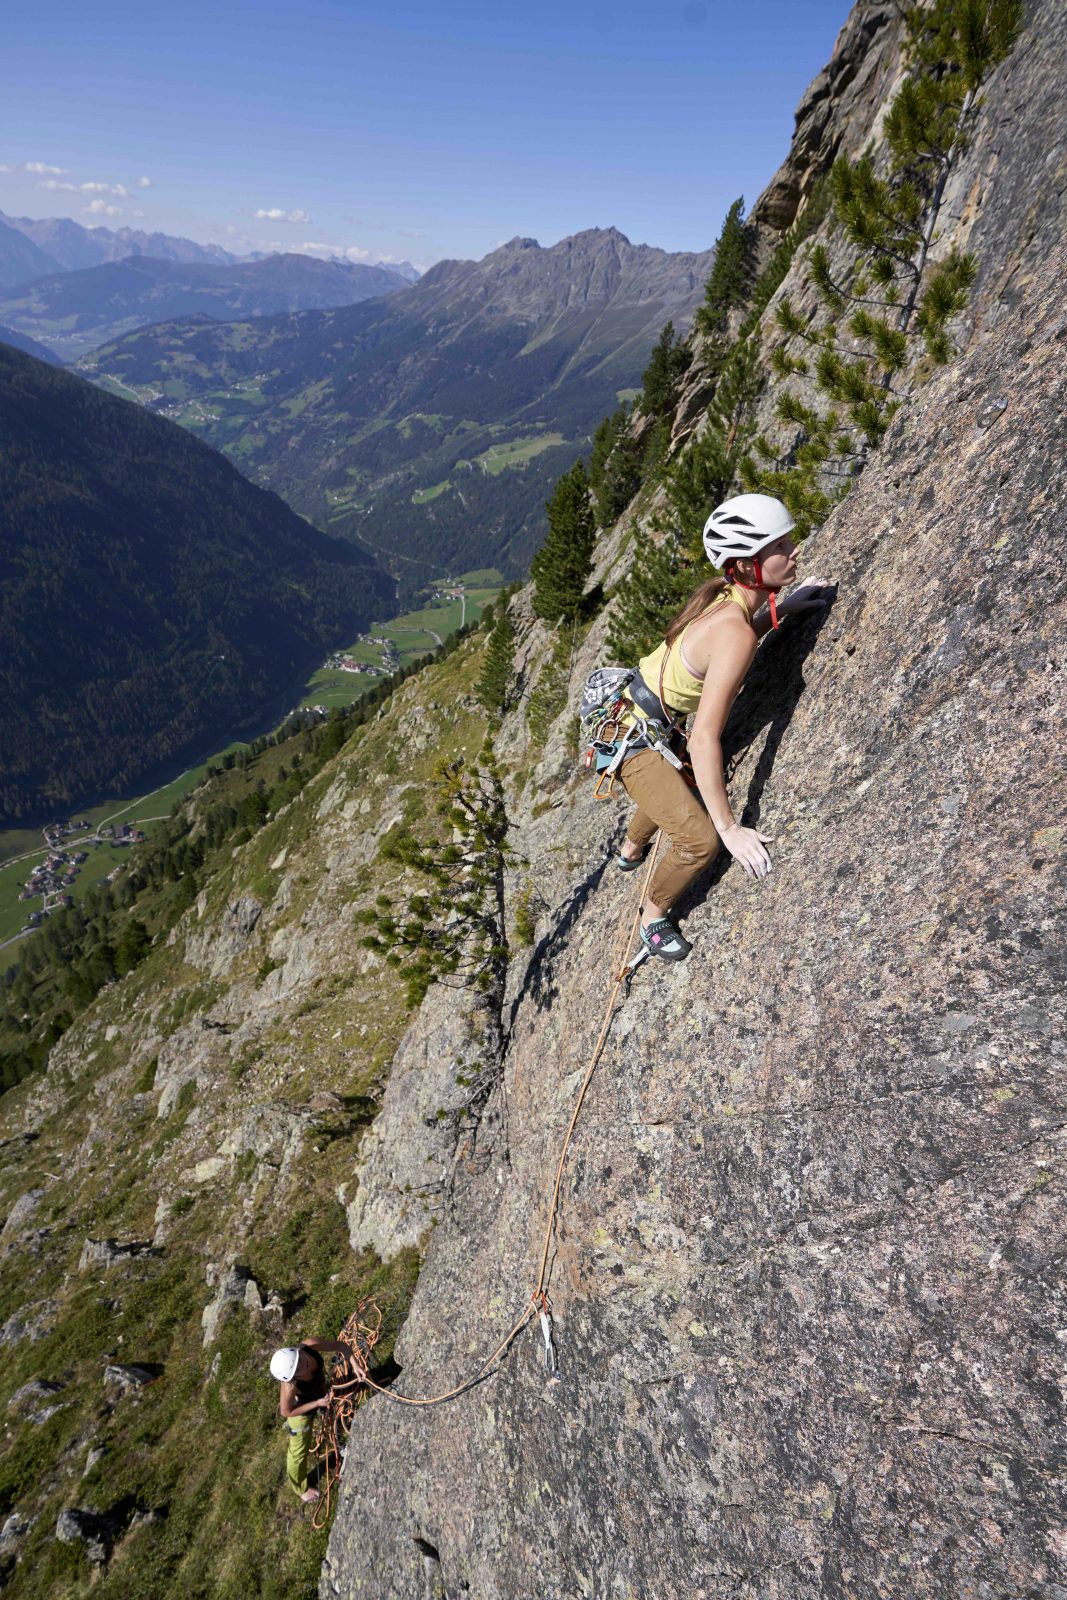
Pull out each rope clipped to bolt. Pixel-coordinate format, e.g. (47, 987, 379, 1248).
(311, 839, 661, 1438)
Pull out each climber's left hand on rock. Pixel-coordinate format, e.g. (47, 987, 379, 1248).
(780, 578, 835, 616)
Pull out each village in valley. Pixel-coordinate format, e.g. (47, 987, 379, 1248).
(16, 817, 146, 930)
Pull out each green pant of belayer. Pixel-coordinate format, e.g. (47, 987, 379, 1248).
(285, 1414, 313, 1497)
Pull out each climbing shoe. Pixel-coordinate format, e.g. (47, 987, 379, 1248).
(616, 843, 651, 873)
(639, 917, 692, 962)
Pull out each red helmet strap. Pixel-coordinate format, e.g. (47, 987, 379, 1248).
(727, 554, 782, 630)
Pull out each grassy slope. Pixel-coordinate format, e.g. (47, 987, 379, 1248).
(0, 632, 492, 1599)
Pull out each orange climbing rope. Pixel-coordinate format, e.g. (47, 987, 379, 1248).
(310, 1298, 381, 1529)
(326, 838, 661, 1418)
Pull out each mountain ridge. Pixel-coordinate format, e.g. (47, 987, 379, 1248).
(0, 215, 59, 291)
(0, 251, 412, 359)
(75, 226, 717, 588)
(0, 344, 392, 825)
(0, 210, 238, 272)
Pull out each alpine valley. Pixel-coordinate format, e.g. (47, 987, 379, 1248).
(75, 228, 716, 593)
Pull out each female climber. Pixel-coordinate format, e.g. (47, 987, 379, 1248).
(615, 492, 830, 962)
(270, 1338, 352, 1503)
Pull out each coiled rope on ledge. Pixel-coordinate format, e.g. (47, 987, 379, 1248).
(309, 839, 661, 1518)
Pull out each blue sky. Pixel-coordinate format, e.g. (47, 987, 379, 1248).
(2, 1, 851, 268)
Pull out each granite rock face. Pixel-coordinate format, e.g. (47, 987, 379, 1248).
(322, 227, 1066, 1597)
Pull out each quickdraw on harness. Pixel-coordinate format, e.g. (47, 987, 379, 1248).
(579, 650, 690, 800)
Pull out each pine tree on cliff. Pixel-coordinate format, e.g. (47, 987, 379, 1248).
(695, 197, 755, 343)
(747, 0, 1022, 531)
(476, 603, 516, 715)
(360, 742, 514, 1114)
(639, 320, 688, 417)
(588, 405, 642, 528)
(530, 460, 596, 624)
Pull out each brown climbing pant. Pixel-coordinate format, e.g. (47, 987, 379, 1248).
(619, 749, 720, 911)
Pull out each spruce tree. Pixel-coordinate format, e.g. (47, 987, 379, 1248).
(589, 405, 641, 528)
(476, 604, 516, 715)
(747, 0, 1022, 530)
(639, 320, 689, 417)
(530, 459, 596, 624)
(696, 197, 755, 341)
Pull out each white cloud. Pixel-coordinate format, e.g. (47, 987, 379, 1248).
(254, 206, 311, 224)
(25, 160, 65, 175)
(79, 180, 130, 196)
(38, 176, 130, 197)
(137, 175, 152, 188)
(293, 241, 371, 263)
(84, 199, 123, 217)
(0, 164, 12, 173)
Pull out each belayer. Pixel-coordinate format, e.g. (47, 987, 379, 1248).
(583, 494, 831, 962)
(270, 1338, 353, 1504)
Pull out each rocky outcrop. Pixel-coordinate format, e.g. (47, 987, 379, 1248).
(184, 892, 263, 978)
(78, 1237, 160, 1272)
(0, 1188, 44, 1253)
(7, 1379, 65, 1427)
(102, 1363, 157, 1395)
(322, 219, 1067, 1600)
(344, 1001, 479, 1259)
(201, 1260, 259, 1346)
(0, 1298, 57, 1347)
(54, 1506, 115, 1565)
(753, 3, 905, 230)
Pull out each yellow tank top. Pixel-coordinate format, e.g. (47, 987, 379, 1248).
(636, 586, 751, 717)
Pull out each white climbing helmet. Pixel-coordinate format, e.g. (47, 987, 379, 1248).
(270, 1347, 300, 1382)
(703, 493, 795, 568)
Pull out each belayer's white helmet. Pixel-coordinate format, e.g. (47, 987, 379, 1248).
(703, 493, 795, 568)
(270, 1347, 300, 1382)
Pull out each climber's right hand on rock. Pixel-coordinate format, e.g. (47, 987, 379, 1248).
(722, 823, 774, 879)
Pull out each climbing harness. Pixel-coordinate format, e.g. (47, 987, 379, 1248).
(580, 651, 689, 801)
(314, 842, 662, 1433)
